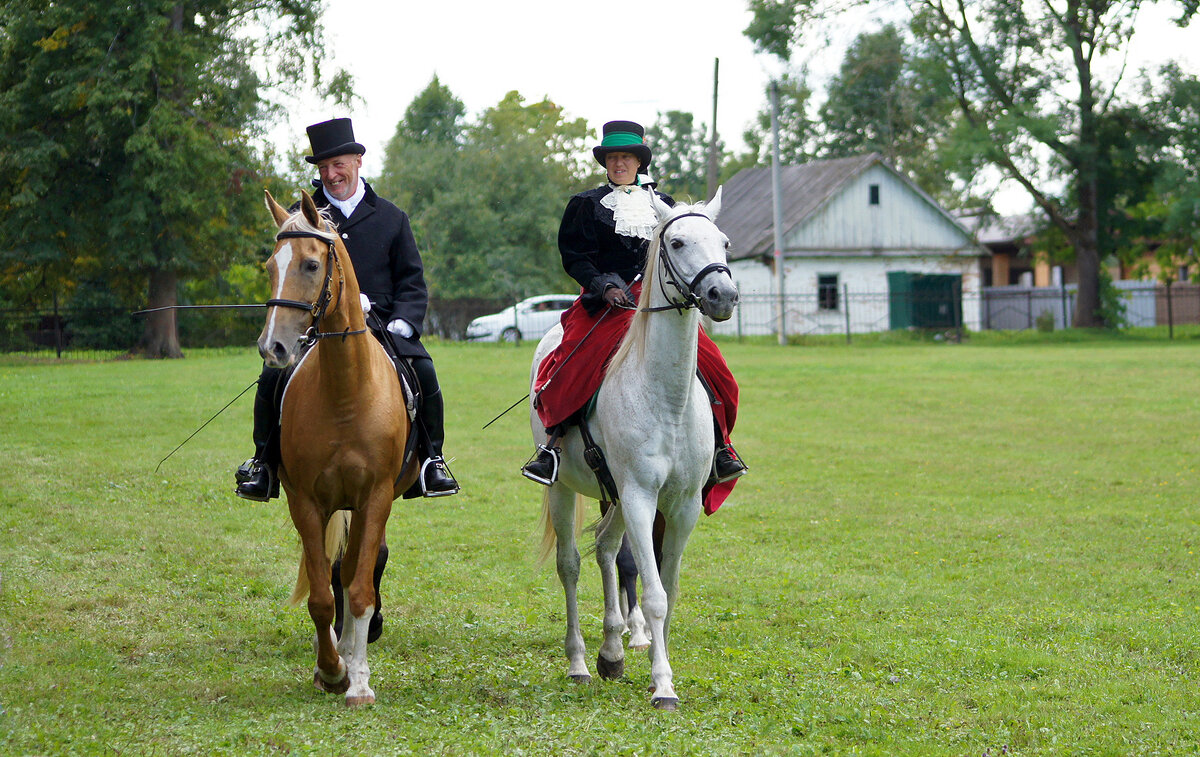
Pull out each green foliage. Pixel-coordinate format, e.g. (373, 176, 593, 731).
(374, 84, 589, 300)
(740, 71, 818, 167)
(646, 110, 720, 203)
(0, 0, 345, 354)
(819, 25, 957, 203)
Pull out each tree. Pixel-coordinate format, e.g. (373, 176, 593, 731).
(375, 88, 591, 303)
(818, 25, 957, 202)
(0, 0, 347, 357)
(747, 0, 1197, 327)
(739, 71, 819, 168)
(647, 110, 718, 202)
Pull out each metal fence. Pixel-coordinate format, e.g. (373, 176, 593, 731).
(6, 283, 1200, 359)
(708, 282, 1200, 340)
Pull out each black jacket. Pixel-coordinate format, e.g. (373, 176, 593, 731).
(557, 185, 675, 313)
(308, 182, 430, 359)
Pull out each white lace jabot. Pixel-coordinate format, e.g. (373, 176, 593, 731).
(601, 183, 657, 240)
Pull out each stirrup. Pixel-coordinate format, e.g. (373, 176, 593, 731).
(521, 445, 559, 486)
(711, 446, 749, 485)
(419, 457, 460, 498)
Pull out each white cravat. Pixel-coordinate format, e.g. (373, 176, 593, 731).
(325, 178, 366, 218)
(601, 182, 657, 239)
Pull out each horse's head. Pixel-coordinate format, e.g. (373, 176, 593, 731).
(648, 186, 739, 321)
(258, 190, 340, 368)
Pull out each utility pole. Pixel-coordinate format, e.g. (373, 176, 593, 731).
(770, 80, 786, 345)
(706, 58, 719, 201)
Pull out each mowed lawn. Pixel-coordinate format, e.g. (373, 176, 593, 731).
(1, 338, 1198, 755)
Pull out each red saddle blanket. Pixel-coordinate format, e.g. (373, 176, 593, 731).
(533, 287, 740, 514)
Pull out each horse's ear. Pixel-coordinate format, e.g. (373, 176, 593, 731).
(704, 185, 723, 222)
(650, 189, 673, 222)
(264, 189, 289, 227)
(300, 190, 322, 228)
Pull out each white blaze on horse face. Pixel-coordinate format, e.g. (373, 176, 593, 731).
(263, 241, 294, 348)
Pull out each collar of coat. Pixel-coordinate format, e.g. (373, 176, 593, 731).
(314, 180, 378, 230)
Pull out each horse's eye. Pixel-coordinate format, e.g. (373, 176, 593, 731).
(303, 259, 320, 273)
(670, 239, 684, 250)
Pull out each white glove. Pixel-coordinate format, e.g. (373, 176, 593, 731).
(359, 293, 372, 316)
(386, 318, 414, 339)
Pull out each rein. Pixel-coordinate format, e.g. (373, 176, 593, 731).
(266, 227, 367, 345)
(640, 212, 732, 316)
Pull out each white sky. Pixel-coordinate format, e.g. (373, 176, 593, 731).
(275, 0, 1197, 213)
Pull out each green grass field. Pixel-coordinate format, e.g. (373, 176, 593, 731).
(1, 338, 1198, 755)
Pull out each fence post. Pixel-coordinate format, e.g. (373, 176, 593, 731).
(954, 279, 963, 342)
(1060, 283, 1068, 330)
(53, 291, 63, 359)
(1166, 280, 1174, 340)
(843, 283, 851, 344)
(1027, 289, 1034, 330)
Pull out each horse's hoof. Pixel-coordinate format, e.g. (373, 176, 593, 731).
(344, 694, 375, 707)
(568, 673, 592, 684)
(596, 654, 625, 680)
(628, 642, 650, 652)
(313, 670, 350, 695)
(652, 696, 679, 711)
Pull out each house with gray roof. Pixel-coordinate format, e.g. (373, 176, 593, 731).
(712, 153, 989, 336)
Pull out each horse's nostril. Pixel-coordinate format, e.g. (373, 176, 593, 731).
(271, 342, 288, 360)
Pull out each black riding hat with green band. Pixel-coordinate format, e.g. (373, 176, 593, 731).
(593, 120, 653, 170)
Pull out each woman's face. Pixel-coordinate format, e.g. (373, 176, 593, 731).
(605, 151, 640, 186)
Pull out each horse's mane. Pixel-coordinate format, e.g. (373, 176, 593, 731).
(280, 205, 338, 242)
(604, 201, 706, 379)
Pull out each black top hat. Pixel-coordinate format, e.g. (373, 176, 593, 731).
(304, 118, 366, 164)
(592, 120, 652, 169)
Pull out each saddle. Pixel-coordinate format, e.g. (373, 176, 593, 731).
(572, 367, 719, 506)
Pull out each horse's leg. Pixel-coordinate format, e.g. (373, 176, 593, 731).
(595, 505, 627, 679)
(620, 492, 682, 709)
(656, 502, 700, 656)
(547, 485, 589, 681)
(291, 503, 348, 695)
(340, 494, 391, 706)
(616, 534, 651, 650)
(330, 539, 387, 643)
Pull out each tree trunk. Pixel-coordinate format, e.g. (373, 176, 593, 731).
(138, 267, 183, 358)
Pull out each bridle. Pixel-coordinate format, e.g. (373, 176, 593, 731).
(265, 227, 366, 345)
(641, 212, 732, 316)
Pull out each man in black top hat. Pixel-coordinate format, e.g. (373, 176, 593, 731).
(236, 117, 460, 501)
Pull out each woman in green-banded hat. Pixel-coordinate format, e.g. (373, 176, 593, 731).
(522, 120, 748, 490)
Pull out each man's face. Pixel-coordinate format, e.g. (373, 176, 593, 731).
(605, 151, 640, 186)
(317, 153, 362, 201)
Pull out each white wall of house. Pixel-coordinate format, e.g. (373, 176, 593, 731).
(786, 164, 972, 253)
(714, 255, 984, 337)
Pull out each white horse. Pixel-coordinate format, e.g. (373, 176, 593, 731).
(532, 188, 737, 710)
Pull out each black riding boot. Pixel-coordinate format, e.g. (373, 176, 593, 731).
(416, 388, 459, 497)
(235, 367, 283, 501)
(710, 414, 748, 486)
(522, 425, 563, 486)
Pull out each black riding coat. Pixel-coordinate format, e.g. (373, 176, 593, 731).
(558, 184, 675, 313)
(308, 181, 430, 360)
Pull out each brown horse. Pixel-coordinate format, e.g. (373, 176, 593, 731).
(258, 190, 418, 706)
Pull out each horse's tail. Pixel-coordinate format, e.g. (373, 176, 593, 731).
(287, 510, 352, 607)
(537, 490, 588, 564)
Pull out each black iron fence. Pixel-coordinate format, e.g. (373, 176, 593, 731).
(5, 283, 1200, 359)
